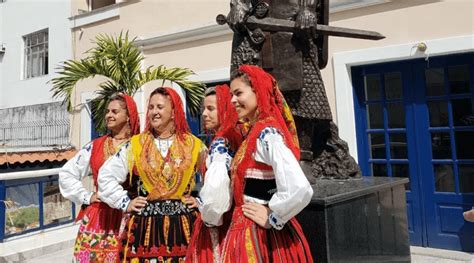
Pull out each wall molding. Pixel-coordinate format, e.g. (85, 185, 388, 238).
(136, 24, 231, 50)
(69, 4, 121, 29)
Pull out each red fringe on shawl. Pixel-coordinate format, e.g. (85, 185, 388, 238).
(233, 118, 286, 207)
(221, 208, 313, 263)
(214, 84, 242, 150)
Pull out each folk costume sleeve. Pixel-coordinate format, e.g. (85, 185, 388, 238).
(98, 143, 131, 212)
(254, 127, 313, 229)
(189, 138, 208, 197)
(199, 138, 233, 226)
(59, 143, 94, 205)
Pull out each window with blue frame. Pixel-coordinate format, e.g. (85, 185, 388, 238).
(355, 69, 410, 188)
(3, 175, 75, 241)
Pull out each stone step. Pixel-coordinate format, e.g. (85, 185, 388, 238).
(0, 224, 78, 263)
(1, 224, 472, 263)
(24, 248, 73, 263)
(411, 246, 473, 263)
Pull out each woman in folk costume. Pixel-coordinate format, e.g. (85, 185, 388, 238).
(221, 65, 314, 262)
(186, 85, 242, 262)
(98, 87, 207, 262)
(59, 93, 140, 263)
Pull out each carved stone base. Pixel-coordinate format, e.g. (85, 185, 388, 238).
(300, 159, 318, 185)
(296, 118, 361, 181)
(297, 177, 411, 262)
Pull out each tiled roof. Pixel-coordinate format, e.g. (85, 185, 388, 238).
(0, 149, 77, 165)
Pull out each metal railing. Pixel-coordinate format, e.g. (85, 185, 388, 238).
(0, 169, 75, 242)
(0, 120, 70, 149)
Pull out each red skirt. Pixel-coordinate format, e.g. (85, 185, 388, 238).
(185, 214, 230, 263)
(221, 207, 313, 263)
(74, 203, 125, 263)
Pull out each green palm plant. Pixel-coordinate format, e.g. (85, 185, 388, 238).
(51, 32, 205, 134)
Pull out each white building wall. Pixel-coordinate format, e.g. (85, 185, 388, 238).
(0, 0, 72, 109)
(0, 3, 4, 108)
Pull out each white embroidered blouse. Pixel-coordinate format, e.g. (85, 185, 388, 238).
(253, 127, 313, 229)
(205, 127, 313, 230)
(58, 143, 94, 205)
(198, 137, 234, 226)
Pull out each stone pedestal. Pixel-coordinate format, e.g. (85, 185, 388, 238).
(297, 177, 411, 262)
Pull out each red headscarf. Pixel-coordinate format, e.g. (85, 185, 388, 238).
(119, 93, 140, 136)
(213, 84, 241, 149)
(239, 64, 300, 159)
(145, 87, 190, 139)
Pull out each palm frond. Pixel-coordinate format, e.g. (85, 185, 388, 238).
(139, 66, 206, 116)
(50, 59, 108, 112)
(89, 32, 143, 91)
(51, 31, 205, 134)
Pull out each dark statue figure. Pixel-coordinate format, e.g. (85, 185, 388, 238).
(219, 0, 387, 181)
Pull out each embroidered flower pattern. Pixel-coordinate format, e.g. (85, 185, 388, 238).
(116, 142, 129, 158)
(269, 212, 285, 230)
(209, 138, 235, 169)
(258, 127, 281, 152)
(140, 199, 191, 216)
(74, 226, 121, 262)
(119, 195, 131, 212)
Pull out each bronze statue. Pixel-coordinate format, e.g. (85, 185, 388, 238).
(218, 0, 384, 181)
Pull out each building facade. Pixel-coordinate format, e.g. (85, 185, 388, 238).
(0, 0, 75, 242)
(68, 0, 473, 252)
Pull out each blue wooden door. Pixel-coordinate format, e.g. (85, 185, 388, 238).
(352, 52, 474, 252)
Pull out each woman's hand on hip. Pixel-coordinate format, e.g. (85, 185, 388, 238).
(126, 196, 147, 213)
(183, 196, 199, 209)
(242, 202, 271, 229)
(89, 192, 101, 203)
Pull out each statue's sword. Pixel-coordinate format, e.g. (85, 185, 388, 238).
(217, 15, 385, 40)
